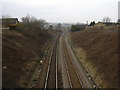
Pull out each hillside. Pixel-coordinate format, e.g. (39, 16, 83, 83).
(2, 28, 53, 88)
(69, 26, 119, 88)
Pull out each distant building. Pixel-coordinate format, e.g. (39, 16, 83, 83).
(0, 18, 19, 27)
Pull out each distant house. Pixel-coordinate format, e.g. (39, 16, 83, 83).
(0, 18, 19, 27)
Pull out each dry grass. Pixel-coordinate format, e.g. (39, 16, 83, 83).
(69, 26, 119, 88)
(2, 29, 52, 88)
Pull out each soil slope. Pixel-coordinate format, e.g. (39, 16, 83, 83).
(2, 29, 53, 88)
(69, 26, 119, 88)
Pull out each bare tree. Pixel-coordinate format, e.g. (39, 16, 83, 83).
(21, 15, 31, 23)
(102, 17, 111, 23)
(49, 25, 53, 31)
(21, 15, 47, 30)
(56, 23, 62, 31)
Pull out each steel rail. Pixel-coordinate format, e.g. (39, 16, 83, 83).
(61, 37, 73, 88)
(44, 33, 60, 89)
(63, 33, 84, 89)
(65, 32, 99, 90)
(64, 53, 73, 89)
(56, 44, 58, 89)
(65, 44, 84, 89)
(44, 50, 53, 90)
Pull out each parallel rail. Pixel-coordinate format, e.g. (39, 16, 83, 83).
(44, 33, 61, 89)
(44, 41, 57, 89)
(62, 37, 84, 89)
(66, 32, 99, 90)
(63, 51, 73, 88)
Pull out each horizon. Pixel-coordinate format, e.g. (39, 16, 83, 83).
(0, 0, 119, 23)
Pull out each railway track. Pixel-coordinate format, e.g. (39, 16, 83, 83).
(44, 33, 61, 89)
(62, 37, 84, 89)
(33, 32, 98, 89)
(62, 32, 99, 90)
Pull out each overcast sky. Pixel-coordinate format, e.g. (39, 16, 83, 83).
(0, 0, 119, 23)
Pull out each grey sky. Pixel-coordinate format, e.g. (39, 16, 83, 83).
(0, 0, 119, 23)
(118, 1, 120, 19)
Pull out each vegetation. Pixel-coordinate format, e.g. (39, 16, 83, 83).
(2, 15, 53, 88)
(89, 21, 95, 26)
(102, 17, 111, 23)
(54, 23, 62, 31)
(69, 26, 119, 88)
(71, 24, 86, 32)
(18, 15, 47, 30)
(48, 25, 53, 31)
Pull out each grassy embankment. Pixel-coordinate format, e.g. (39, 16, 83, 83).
(2, 23, 53, 88)
(69, 26, 119, 88)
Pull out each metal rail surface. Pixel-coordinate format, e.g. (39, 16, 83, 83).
(44, 33, 61, 89)
(62, 36, 84, 89)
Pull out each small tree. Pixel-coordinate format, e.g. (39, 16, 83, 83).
(21, 15, 47, 30)
(71, 24, 86, 32)
(56, 23, 62, 31)
(89, 21, 95, 26)
(22, 15, 31, 23)
(102, 17, 111, 23)
(49, 25, 53, 31)
(71, 25, 77, 32)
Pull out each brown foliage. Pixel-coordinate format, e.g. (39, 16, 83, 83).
(2, 28, 52, 88)
(70, 26, 119, 88)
